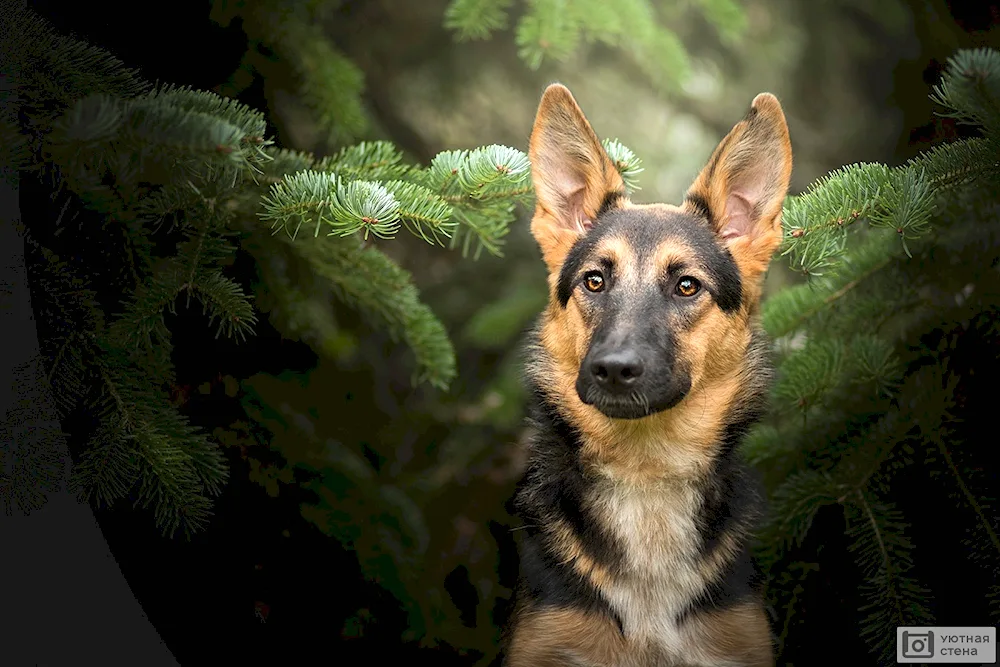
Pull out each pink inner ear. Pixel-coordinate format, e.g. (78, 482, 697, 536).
(561, 181, 593, 234)
(720, 191, 754, 240)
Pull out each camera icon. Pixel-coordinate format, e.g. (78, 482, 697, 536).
(901, 630, 935, 658)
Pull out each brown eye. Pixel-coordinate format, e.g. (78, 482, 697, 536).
(584, 271, 605, 292)
(676, 277, 701, 297)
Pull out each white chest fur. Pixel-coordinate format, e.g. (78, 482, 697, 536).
(593, 478, 713, 660)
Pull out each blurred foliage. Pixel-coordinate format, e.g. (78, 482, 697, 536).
(445, 0, 747, 92)
(2, 4, 601, 539)
(210, 0, 369, 146)
(747, 49, 1000, 664)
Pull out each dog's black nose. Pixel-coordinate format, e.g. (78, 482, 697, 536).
(590, 350, 644, 391)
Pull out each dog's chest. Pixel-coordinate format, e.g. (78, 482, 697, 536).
(595, 479, 711, 658)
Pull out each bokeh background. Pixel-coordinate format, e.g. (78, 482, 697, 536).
(19, 0, 1000, 665)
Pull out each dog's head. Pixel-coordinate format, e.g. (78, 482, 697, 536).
(528, 85, 792, 423)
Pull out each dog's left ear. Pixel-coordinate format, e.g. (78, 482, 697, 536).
(529, 84, 626, 274)
(683, 93, 792, 285)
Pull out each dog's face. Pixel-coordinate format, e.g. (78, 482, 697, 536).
(528, 85, 792, 422)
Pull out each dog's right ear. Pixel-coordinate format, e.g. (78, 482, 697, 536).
(529, 84, 626, 274)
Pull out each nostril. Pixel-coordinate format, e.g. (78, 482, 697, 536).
(590, 351, 644, 388)
(623, 361, 643, 380)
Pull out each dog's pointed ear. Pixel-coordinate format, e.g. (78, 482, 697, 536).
(682, 92, 792, 284)
(529, 84, 626, 274)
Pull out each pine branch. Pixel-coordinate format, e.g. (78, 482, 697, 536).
(186, 268, 259, 341)
(749, 46, 1000, 661)
(515, 0, 582, 69)
(145, 84, 272, 155)
(928, 432, 1000, 569)
(442, 0, 745, 91)
(47, 91, 269, 190)
(908, 137, 1000, 190)
(260, 171, 404, 240)
(135, 181, 210, 232)
(260, 146, 317, 184)
(252, 1, 368, 146)
(755, 469, 840, 574)
(24, 240, 106, 415)
(512, 0, 699, 92)
(764, 231, 899, 338)
(72, 356, 229, 538)
(425, 144, 532, 203)
(602, 138, 644, 193)
(845, 493, 934, 665)
(0, 4, 149, 129)
(132, 428, 217, 539)
(275, 234, 457, 390)
(71, 418, 142, 507)
(931, 48, 1000, 135)
(444, 0, 514, 40)
(424, 144, 532, 256)
(109, 256, 251, 355)
(778, 49, 1000, 277)
(318, 141, 418, 182)
(261, 142, 537, 257)
(771, 337, 847, 413)
(387, 179, 458, 247)
(261, 138, 642, 259)
(778, 163, 930, 275)
(689, 0, 748, 44)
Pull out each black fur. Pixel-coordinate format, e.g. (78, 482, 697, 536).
(516, 385, 626, 573)
(556, 207, 743, 313)
(597, 190, 627, 218)
(507, 190, 776, 664)
(512, 382, 627, 631)
(512, 323, 772, 630)
(555, 206, 746, 420)
(684, 192, 715, 229)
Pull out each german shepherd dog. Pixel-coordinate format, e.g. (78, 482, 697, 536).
(503, 85, 792, 667)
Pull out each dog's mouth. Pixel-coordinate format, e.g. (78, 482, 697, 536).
(576, 381, 689, 420)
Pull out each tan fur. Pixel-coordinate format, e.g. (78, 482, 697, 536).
(508, 601, 772, 667)
(682, 603, 775, 667)
(507, 606, 643, 667)
(526, 85, 791, 483)
(531, 293, 750, 484)
(529, 84, 627, 274)
(509, 83, 792, 667)
(548, 518, 617, 590)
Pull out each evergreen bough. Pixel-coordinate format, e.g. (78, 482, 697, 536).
(742, 48, 1000, 664)
(444, 0, 747, 91)
(0, 5, 642, 539)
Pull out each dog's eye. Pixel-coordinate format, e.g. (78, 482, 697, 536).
(583, 271, 605, 293)
(676, 277, 701, 297)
